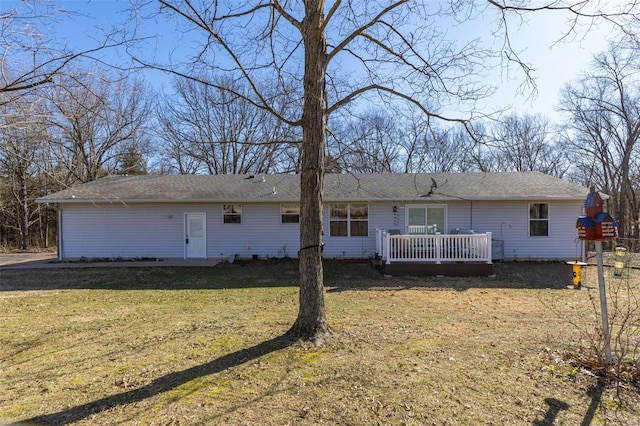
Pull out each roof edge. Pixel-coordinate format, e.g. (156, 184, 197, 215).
(37, 195, 589, 204)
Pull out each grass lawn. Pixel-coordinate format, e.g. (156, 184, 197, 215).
(1, 260, 638, 425)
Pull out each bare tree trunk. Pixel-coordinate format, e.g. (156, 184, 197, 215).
(18, 171, 29, 250)
(618, 134, 637, 237)
(287, 0, 331, 345)
(630, 190, 640, 239)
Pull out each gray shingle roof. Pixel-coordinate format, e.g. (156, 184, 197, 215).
(36, 172, 591, 204)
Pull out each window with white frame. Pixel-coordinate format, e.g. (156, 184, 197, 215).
(223, 204, 242, 224)
(281, 204, 300, 223)
(529, 203, 549, 236)
(407, 205, 446, 234)
(329, 203, 368, 237)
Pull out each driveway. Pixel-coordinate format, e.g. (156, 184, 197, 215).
(0, 252, 58, 268)
(0, 253, 220, 269)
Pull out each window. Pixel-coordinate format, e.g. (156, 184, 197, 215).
(223, 204, 242, 224)
(407, 205, 446, 234)
(350, 203, 368, 236)
(330, 204, 348, 236)
(281, 204, 300, 223)
(330, 203, 368, 237)
(529, 203, 549, 236)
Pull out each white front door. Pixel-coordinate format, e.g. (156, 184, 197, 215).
(185, 213, 206, 259)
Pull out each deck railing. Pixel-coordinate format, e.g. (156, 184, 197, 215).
(376, 229, 492, 264)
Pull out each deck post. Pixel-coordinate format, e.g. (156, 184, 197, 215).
(486, 232, 493, 264)
(435, 232, 442, 264)
(385, 231, 391, 265)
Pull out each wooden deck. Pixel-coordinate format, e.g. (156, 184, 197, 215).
(375, 229, 494, 277)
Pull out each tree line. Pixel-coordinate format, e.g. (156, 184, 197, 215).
(1, 37, 640, 249)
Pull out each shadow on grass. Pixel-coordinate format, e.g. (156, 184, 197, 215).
(0, 260, 302, 291)
(531, 382, 604, 425)
(533, 397, 570, 425)
(24, 335, 292, 425)
(580, 381, 604, 426)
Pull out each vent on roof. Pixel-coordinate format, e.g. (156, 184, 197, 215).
(245, 175, 255, 179)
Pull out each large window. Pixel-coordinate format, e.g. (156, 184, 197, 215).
(223, 204, 242, 224)
(330, 203, 368, 237)
(407, 205, 446, 234)
(529, 203, 549, 236)
(281, 204, 300, 223)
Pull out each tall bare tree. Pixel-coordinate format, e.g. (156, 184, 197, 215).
(142, 1, 487, 343)
(560, 38, 640, 237)
(330, 109, 402, 173)
(488, 113, 569, 177)
(0, 96, 49, 249)
(156, 75, 300, 174)
(46, 72, 152, 184)
(135, 1, 640, 343)
(402, 113, 482, 173)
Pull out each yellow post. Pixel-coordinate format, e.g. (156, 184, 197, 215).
(567, 261, 588, 290)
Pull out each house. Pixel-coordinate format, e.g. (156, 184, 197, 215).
(36, 172, 592, 275)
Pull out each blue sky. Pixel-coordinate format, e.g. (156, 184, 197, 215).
(476, 7, 614, 117)
(8, 0, 622, 119)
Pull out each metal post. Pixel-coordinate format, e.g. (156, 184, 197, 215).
(595, 241, 614, 365)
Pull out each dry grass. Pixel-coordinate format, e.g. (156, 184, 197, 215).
(0, 260, 638, 425)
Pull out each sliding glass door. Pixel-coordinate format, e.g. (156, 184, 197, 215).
(407, 205, 446, 235)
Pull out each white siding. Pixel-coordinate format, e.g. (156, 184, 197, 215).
(208, 203, 300, 259)
(60, 203, 187, 259)
(59, 199, 583, 261)
(59, 202, 301, 260)
(467, 200, 583, 260)
(447, 201, 474, 231)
